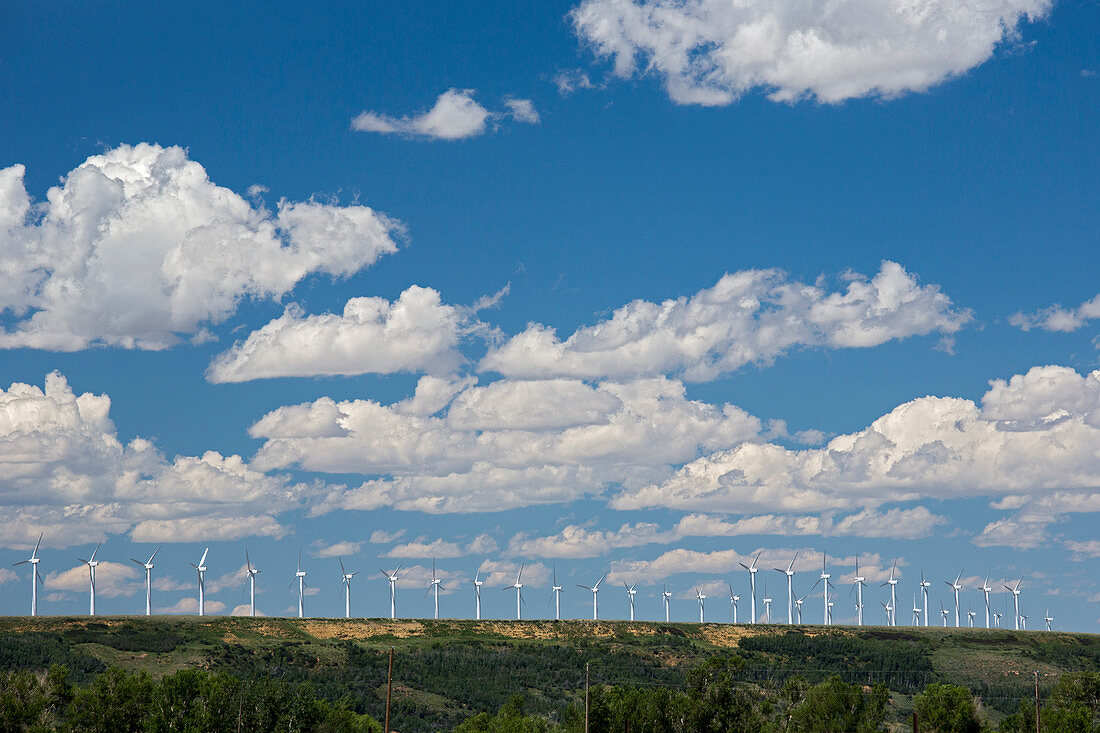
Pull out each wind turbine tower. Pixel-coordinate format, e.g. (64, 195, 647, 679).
(852, 555, 867, 626)
(1044, 610, 1053, 631)
(728, 583, 739, 624)
(794, 595, 805, 624)
(940, 602, 950, 627)
(967, 608, 976, 627)
(473, 570, 484, 620)
(946, 570, 963, 628)
(762, 582, 772, 623)
(912, 594, 921, 626)
(380, 565, 402, 619)
(811, 551, 833, 626)
(775, 553, 797, 624)
(577, 574, 605, 620)
(624, 582, 638, 621)
(505, 564, 525, 620)
(245, 551, 260, 617)
(340, 557, 358, 618)
(663, 585, 673, 622)
(14, 533, 44, 616)
(130, 547, 160, 616)
(1005, 579, 1022, 630)
(920, 570, 931, 627)
(696, 587, 706, 623)
(980, 574, 993, 629)
(426, 559, 444, 620)
(190, 548, 210, 616)
(292, 550, 307, 618)
(881, 559, 899, 627)
(739, 553, 761, 624)
(550, 569, 563, 621)
(78, 543, 102, 616)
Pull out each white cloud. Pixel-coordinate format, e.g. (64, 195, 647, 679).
(230, 604, 265, 617)
(1067, 540, 1100, 560)
(351, 89, 539, 141)
(207, 286, 481, 383)
(159, 597, 227, 615)
(509, 522, 671, 558)
(615, 366, 1100, 517)
(1010, 294, 1100, 332)
(553, 69, 597, 95)
(0, 372, 312, 546)
(0, 567, 18, 585)
(44, 561, 140, 598)
(476, 559, 550, 588)
(385, 534, 500, 558)
(607, 547, 891, 586)
(370, 529, 407, 544)
(0, 144, 400, 350)
(480, 262, 970, 382)
(570, 0, 1050, 105)
(315, 541, 364, 558)
(253, 375, 761, 513)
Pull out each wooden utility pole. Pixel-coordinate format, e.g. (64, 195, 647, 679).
(912, 711, 918, 733)
(584, 662, 590, 733)
(385, 647, 394, 733)
(1034, 670, 1041, 733)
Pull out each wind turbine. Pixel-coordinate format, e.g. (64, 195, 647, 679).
(191, 548, 210, 616)
(129, 546, 159, 616)
(472, 570, 484, 620)
(775, 553, 797, 624)
(852, 555, 867, 627)
(578, 574, 605, 621)
(940, 601, 950, 627)
(1044, 610, 1053, 631)
(696, 587, 706, 623)
(1005, 578, 1022, 630)
(979, 574, 993, 629)
(426, 559, 444, 620)
(1020, 614, 1029, 630)
(762, 582, 772, 624)
(911, 594, 921, 626)
(77, 543, 102, 616)
(739, 553, 761, 623)
(794, 594, 805, 624)
(13, 533, 44, 616)
(810, 551, 834, 626)
(380, 565, 401, 619)
(880, 559, 899, 627)
(504, 564, 525, 620)
(967, 608, 976, 627)
(624, 582, 638, 621)
(339, 557, 358, 618)
(946, 570, 963, 628)
(290, 550, 307, 618)
(245, 551, 260, 617)
(662, 585, 673, 622)
(920, 570, 931, 627)
(993, 611, 1003, 628)
(549, 569, 563, 621)
(881, 601, 893, 625)
(728, 582, 739, 624)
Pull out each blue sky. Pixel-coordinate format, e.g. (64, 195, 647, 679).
(0, 0, 1098, 628)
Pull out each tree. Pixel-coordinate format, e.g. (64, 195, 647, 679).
(786, 676, 888, 733)
(66, 667, 154, 733)
(913, 683, 981, 733)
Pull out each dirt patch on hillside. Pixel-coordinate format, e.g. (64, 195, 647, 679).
(301, 620, 427, 640)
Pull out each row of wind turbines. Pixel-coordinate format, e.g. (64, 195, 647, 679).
(10, 538, 1053, 631)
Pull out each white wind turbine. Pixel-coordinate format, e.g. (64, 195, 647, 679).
(291, 550, 308, 618)
(912, 594, 921, 626)
(881, 601, 893, 625)
(549, 569, 564, 621)
(775, 553, 797, 624)
(696, 587, 706, 623)
(993, 611, 1003, 628)
(979, 574, 993, 629)
(810, 551, 834, 626)
(504, 564, 525, 620)
(1044, 610, 1053, 631)
(473, 570, 484, 620)
(77, 543, 102, 616)
(191, 547, 210, 616)
(380, 565, 402, 619)
(739, 553, 761, 624)
(1005, 578, 1023, 630)
(245, 551, 260, 617)
(946, 570, 963, 628)
(578, 574, 605, 621)
(426, 559, 444, 620)
(1020, 614, 1029, 630)
(920, 570, 932, 627)
(940, 601, 950, 627)
(728, 582, 739, 624)
(662, 585, 673, 622)
(881, 559, 899, 627)
(967, 608, 976, 627)
(852, 555, 867, 627)
(795, 595, 806, 624)
(827, 600, 834, 624)
(13, 533, 44, 616)
(624, 582, 638, 621)
(129, 547, 160, 616)
(762, 582, 772, 624)
(340, 557, 358, 618)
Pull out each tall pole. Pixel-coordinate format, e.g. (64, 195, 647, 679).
(32, 570, 38, 617)
(385, 647, 394, 733)
(145, 568, 152, 616)
(345, 581, 351, 619)
(584, 662, 590, 733)
(1034, 671, 1040, 733)
(249, 575, 255, 617)
(857, 583, 864, 626)
(89, 566, 95, 616)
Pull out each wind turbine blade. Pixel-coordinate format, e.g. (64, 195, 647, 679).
(380, 569, 389, 578)
(189, 563, 198, 569)
(474, 570, 480, 583)
(339, 557, 347, 576)
(289, 577, 297, 589)
(517, 563, 524, 583)
(13, 560, 29, 566)
(130, 558, 144, 566)
(199, 548, 209, 567)
(148, 547, 160, 564)
(595, 573, 606, 589)
(89, 543, 101, 562)
(751, 552, 760, 570)
(738, 562, 749, 570)
(77, 557, 87, 564)
(424, 586, 432, 598)
(32, 533, 42, 557)
(577, 584, 592, 591)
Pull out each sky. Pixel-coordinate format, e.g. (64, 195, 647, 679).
(0, 0, 1098, 629)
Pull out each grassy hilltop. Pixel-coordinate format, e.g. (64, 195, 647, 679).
(2, 616, 1099, 731)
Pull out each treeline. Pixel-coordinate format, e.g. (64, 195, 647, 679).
(0, 666, 381, 732)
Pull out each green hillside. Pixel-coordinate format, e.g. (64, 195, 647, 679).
(1, 616, 1098, 731)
